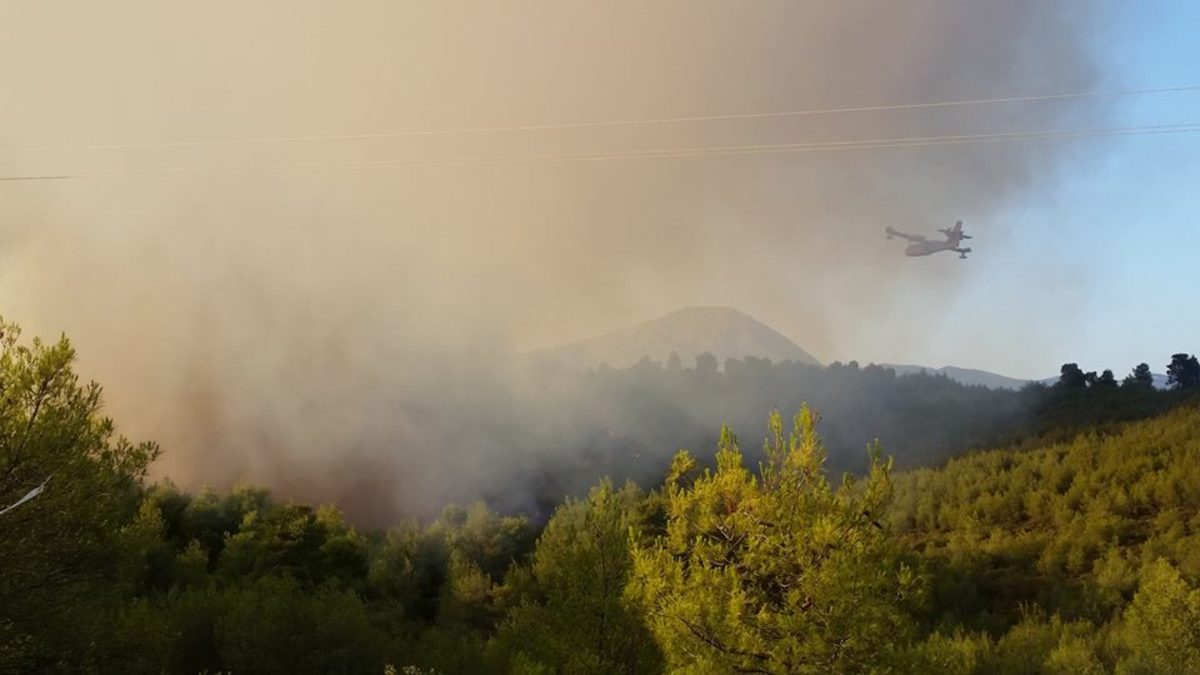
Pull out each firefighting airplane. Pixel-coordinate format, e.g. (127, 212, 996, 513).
(885, 221, 973, 259)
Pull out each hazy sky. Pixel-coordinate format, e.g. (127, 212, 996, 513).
(1, 1, 1198, 498)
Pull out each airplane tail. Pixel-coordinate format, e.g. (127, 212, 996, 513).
(939, 220, 969, 242)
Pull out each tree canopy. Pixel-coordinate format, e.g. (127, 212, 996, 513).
(629, 409, 920, 673)
(1166, 353, 1200, 389)
(2, 316, 1198, 673)
(0, 319, 159, 670)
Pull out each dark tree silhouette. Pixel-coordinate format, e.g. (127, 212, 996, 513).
(1166, 353, 1200, 389)
(1124, 362, 1155, 389)
(1057, 363, 1088, 388)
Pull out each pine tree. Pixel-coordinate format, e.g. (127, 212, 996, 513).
(629, 407, 922, 673)
(0, 318, 159, 670)
(1166, 353, 1200, 389)
(1123, 362, 1155, 389)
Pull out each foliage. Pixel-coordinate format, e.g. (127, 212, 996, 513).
(0, 318, 159, 671)
(1123, 363, 1154, 389)
(1057, 363, 1088, 389)
(1166, 353, 1200, 389)
(512, 352, 1194, 512)
(494, 480, 660, 673)
(890, 405, 1200, 672)
(3, 316, 1199, 673)
(629, 408, 921, 673)
(1113, 559, 1200, 674)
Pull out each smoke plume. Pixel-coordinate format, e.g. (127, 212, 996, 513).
(0, 1, 1117, 521)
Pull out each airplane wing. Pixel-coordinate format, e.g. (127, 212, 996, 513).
(885, 227, 926, 243)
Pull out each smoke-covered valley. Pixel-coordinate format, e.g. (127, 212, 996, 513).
(0, 1, 1132, 522)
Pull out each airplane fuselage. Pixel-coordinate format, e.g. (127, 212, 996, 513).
(887, 222, 972, 258)
(905, 240, 958, 256)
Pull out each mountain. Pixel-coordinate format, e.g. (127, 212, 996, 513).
(530, 307, 1173, 391)
(887, 365, 1172, 391)
(528, 306, 821, 370)
(882, 363, 1032, 390)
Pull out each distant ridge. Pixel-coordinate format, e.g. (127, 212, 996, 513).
(882, 363, 1031, 390)
(529, 307, 1170, 391)
(529, 306, 821, 370)
(888, 364, 1171, 390)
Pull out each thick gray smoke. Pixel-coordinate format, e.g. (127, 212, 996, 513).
(0, 1, 1117, 521)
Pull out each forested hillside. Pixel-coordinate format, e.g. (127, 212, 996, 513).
(3, 318, 1199, 673)
(891, 406, 1200, 672)
(483, 355, 1186, 521)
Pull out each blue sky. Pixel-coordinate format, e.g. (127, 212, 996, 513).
(1047, 1, 1200, 377)
(1, 2, 1196, 387)
(868, 2, 1200, 379)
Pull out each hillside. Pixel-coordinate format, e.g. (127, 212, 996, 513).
(891, 404, 1200, 631)
(6, 315, 1198, 673)
(531, 307, 1055, 391)
(883, 363, 1032, 390)
(887, 364, 1172, 391)
(527, 306, 821, 370)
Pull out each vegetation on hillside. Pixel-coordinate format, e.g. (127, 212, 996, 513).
(510, 352, 1190, 514)
(2, 317, 1198, 673)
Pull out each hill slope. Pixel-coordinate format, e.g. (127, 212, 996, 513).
(891, 404, 1200, 629)
(882, 363, 1031, 390)
(529, 306, 821, 370)
(889, 364, 1171, 390)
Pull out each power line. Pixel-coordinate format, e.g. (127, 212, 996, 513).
(106, 122, 1200, 172)
(0, 175, 76, 182)
(5, 84, 1200, 155)
(426, 122, 1200, 164)
(3, 121, 1198, 181)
